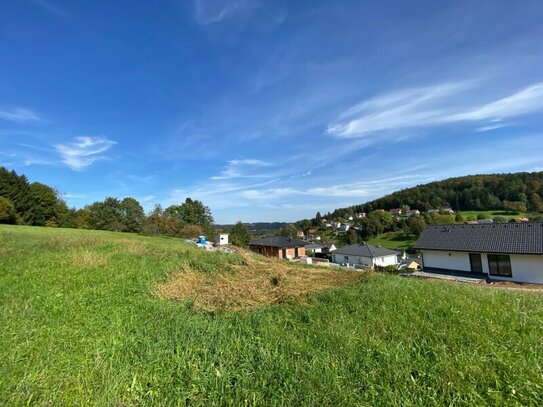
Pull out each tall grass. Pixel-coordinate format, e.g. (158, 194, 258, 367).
(1, 225, 542, 405)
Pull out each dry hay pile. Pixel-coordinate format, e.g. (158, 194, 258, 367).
(155, 249, 366, 312)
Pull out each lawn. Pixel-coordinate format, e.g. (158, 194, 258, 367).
(458, 210, 526, 221)
(1, 225, 543, 405)
(368, 231, 417, 250)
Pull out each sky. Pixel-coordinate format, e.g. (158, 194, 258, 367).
(1, 0, 543, 223)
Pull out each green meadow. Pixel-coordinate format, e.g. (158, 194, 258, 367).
(368, 231, 417, 250)
(1, 225, 542, 405)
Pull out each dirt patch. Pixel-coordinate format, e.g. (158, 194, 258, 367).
(71, 249, 108, 268)
(155, 250, 366, 312)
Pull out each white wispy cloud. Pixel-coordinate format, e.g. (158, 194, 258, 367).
(193, 0, 257, 24)
(327, 82, 543, 138)
(54, 136, 116, 171)
(210, 158, 271, 180)
(29, 0, 72, 20)
(0, 107, 41, 123)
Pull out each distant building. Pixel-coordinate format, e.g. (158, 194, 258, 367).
(304, 242, 323, 254)
(389, 208, 402, 216)
(406, 209, 421, 217)
(249, 237, 307, 260)
(332, 242, 398, 267)
(296, 230, 305, 238)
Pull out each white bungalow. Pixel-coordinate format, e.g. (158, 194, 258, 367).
(414, 223, 543, 284)
(332, 242, 398, 267)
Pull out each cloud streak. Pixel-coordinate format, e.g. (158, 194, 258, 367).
(54, 136, 116, 171)
(210, 158, 271, 180)
(327, 82, 543, 138)
(29, 0, 72, 20)
(193, 0, 257, 24)
(0, 107, 41, 123)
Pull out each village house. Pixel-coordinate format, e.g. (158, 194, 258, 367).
(389, 208, 402, 216)
(406, 209, 421, 217)
(249, 236, 307, 260)
(304, 242, 323, 254)
(296, 230, 305, 239)
(414, 223, 543, 284)
(332, 242, 398, 267)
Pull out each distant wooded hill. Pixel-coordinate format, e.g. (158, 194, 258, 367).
(325, 172, 543, 220)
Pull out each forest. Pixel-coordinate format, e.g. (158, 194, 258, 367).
(325, 172, 543, 220)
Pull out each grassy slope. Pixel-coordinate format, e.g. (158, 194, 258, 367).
(368, 231, 417, 250)
(1, 225, 543, 405)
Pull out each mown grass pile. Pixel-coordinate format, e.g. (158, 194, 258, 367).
(1, 225, 543, 405)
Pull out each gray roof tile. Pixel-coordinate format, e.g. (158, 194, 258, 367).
(414, 222, 543, 255)
(333, 243, 398, 257)
(249, 236, 308, 248)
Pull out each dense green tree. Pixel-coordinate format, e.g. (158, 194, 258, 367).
(230, 221, 251, 247)
(409, 217, 426, 235)
(165, 198, 214, 232)
(87, 197, 125, 231)
(120, 197, 145, 233)
(529, 193, 543, 212)
(0, 167, 32, 223)
(503, 200, 527, 213)
(279, 224, 297, 238)
(28, 182, 59, 226)
(0, 196, 17, 224)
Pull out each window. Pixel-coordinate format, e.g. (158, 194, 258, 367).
(488, 254, 512, 277)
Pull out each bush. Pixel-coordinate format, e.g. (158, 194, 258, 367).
(0, 197, 17, 224)
(373, 265, 402, 274)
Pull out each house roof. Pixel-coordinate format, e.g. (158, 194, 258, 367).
(333, 242, 398, 258)
(249, 236, 308, 248)
(414, 223, 543, 255)
(304, 242, 323, 250)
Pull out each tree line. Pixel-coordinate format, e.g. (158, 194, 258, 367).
(0, 167, 215, 238)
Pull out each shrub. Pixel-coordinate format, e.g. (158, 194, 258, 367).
(0, 197, 17, 224)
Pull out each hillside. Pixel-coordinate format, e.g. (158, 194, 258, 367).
(2, 225, 543, 405)
(326, 172, 543, 219)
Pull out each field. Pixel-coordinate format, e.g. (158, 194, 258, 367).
(458, 210, 526, 220)
(1, 225, 543, 405)
(367, 231, 417, 250)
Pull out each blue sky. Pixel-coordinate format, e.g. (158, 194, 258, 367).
(1, 0, 543, 223)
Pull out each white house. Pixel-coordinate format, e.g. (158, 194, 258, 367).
(414, 223, 543, 284)
(332, 243, 398, 267)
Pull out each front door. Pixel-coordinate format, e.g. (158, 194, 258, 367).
(282, 248, 287, 259)
(294, 247, 299, 257)
(469, 253, 483, 273)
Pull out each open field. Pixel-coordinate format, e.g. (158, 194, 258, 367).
(368, 231, 417, 250)
(458, 210, 526, 220)
(1, 225, 543, 405)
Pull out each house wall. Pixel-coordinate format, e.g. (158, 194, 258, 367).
(250, 245, 305, 259)
(421, 250, 472, 272)
(331, 254, 397, 267)
(372, 254, 398, 267)
(332, 254, 373, 266)
(421, 250, 543, 283)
